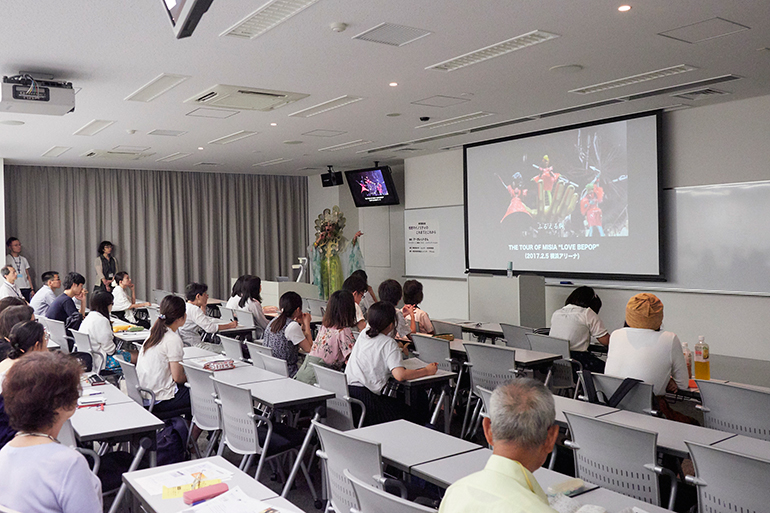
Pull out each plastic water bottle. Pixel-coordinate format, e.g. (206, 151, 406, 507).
(682, 341, 692, 379)
(694, 336, 710, 380)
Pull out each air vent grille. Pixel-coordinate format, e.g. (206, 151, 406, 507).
(186, 85, 308, 111)
(570, 64, 698, 94)
(673, 88, 730, 101)
(352, 23, 432, 47)
(222, 0, 320, 39)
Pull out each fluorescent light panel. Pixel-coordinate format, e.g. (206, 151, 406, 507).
(318, 139, 372, 152)
(289, 96, 364, 118)
(254, 158, 293, 167)
(222, 0, 320, 39)
(570, 64, 698, 94)
(148, 129, 188, 137)
(156, 152, 192, 162)
(124, 74, 190, 102)
(427, 30, 559, 72)
(208, 130, 259, 145)
(74, 120, 116, 136)
(41, 146, 71, 158)
(416, 112, 494, 129)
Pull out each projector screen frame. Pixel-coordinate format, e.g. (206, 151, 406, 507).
(463, 110, 666, 282)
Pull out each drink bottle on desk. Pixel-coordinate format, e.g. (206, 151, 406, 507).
(694, 335, 710, 380)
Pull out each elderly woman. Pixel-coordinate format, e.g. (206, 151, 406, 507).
(0, 351, 102, 512)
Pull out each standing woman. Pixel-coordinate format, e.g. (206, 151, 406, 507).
(263, 291, 313, 377)
(0, 351, 102, 512)
(94, 240, 118, 293)
(295, 289, 357, 385)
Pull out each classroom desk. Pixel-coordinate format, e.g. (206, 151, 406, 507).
(399, 369, 457, 434)
(182, 346, 219, 360)
(353, 419, 481, 473)
(460, 322, 503, 343)
(450, 339, 560, 368)
(122, 455, 277, 513)
(81, 382, 134, 405)
(712, 435, 770, 460)
(114, 329, 150, 344)
(552, 395, 618, 425)
(71, 400, 164, 465)
(209, 364, 285, 386)
(597, 409, 737, 458)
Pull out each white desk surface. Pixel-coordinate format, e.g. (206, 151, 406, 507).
(452, 340, 559, 366)
(210, 365, 286, 386)
(261, 496, 306, 513)
(553, 395, 618, 425)
(712, 435, 770, 460)
(122, 455, 277, 513)
(81, 382, 134, 405)
(71, 400, 163, 442)
(402, 368, 457, 386)
(353, 419, 482, 472)
(114, 329, 150, 343)
(598, 409, 736, 457)
(182, 346, 219, 360)
(242, 377, 334, 410)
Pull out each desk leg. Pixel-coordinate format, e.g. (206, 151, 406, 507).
(281, 412, 319, 498)
(442, 384, 452, 434)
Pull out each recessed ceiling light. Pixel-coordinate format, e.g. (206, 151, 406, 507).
(386, 113, 401, 117)
(389, 82, 398, 87)
(208, 130, 259, 145)
(198, 147, 204, 150)
(284, 140, 303, 145)
(74, 119, 116, 136)
(549, 64, 584, 74)
(618, 5, 632, 12)
(0, 120, 24, 126)
(270, 123, 278, 126)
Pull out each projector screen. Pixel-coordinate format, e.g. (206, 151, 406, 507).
(465, 112, 662, 279)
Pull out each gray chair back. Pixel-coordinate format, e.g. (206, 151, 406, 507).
(346, 469, 437, 513)
(43, 317, 70, 355)
(411, 334, 452, 373)
(218, 306, 236, 322)
(431, 320, 463, 341)
(696, 380, 770, 441)
(115, 357, 154, 410)
(312, 364, 364, 430)
(219, 335, 244, 361)
(685, 440, 770, 513)
(565, 411, 675, 509)
(500, 323, 534, 349)
(245, 341, 270, 369)
(588, 373, 656, 415)
(306, 298, 327, 317)
(152, 289, 174, 306)
(259, 352, 290, 377)
(476, 385, 493, 419)
(526, 333, 579, 392)
(146, 305, 160, 326)
(71, 330, 104, 372)
(234, 309, 255, 328)
(462, 342, 517, 392)
(181, 362, 222, 433)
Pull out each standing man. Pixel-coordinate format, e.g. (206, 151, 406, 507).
(0, 266, 23, 301)
(439, 379, 559, 513)
(5, 238, 34, 301)
(30, 271, 61, 317)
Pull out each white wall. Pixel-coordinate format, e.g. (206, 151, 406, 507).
(0, 158, 4, 248)
(401, 94, 770, 369)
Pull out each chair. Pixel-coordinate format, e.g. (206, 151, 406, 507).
(180, 362, 222, 457)
(500, 323, 534, 349)
(114, 357, 155, 412)
(685, 440, 770, 513)
(219, 335, 245, 361)
(259, 352, 290, 377)
(211, 378, 313, 484)
(475, 385, 493, 419)
(59, 419, 100, 474)
(71, 330, 106, 373)
(234, 308, 255, 329)
(564, 411, 677, 510)
(306, 298, 327, 318)
(431, 320, 463, 341)
(312, 364, 365, 431)
(582, 372, 658, 416)
(314, 420, 406, 513)
(41, 317, 72, 354)
(346, 469, 437, 513)
(152, 288, 174, 305)
(411, 333, 464, 427)
(460, 342, 518, 438)
(245, 341, 271, 369)
(218, 306, 236, 322)
(146, 305, 159, 326)
(695, 380, 770, 441)
(526, 333, 583, 398)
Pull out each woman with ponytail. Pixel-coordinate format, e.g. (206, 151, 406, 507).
(263, 291, 313, 377)
(135, 295, 195, 424)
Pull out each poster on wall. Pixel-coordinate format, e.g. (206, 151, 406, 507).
(404, 205, 465, 278)
(407, 219, 440, 255)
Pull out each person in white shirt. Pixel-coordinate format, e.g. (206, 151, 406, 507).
(402, 279, 435, 336)
(230, 276, 269, 331)
(178, 282, 237, 349)
(345, 302, 437, 426)
(0, 266, 23, 301)
(342, 274, 368, 331)
(377, 279, 416, 353)
(605, 293, 689, 397)
(350, 269, 377, 318)
(30, 271, 60, 318)
(79, 291, 135, 371)
(5, 237, 34, 302)
(549, 286, 609, 373)
(111, 271, 151, 328)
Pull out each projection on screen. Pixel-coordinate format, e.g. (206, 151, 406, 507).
(465, 113, 661, 278)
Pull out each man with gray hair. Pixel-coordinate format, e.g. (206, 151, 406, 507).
(439, 379, 559, 513)
(0, 266, 23, 301)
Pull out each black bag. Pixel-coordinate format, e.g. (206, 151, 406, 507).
(156, 416, 189, 466)
(581, 370, 641, 408)
(64, 311, 83, 332)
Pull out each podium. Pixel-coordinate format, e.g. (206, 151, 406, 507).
(261, 280, 319, 308)
(469, 274, 545, 328)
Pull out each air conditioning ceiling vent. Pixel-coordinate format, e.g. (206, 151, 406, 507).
(185, 84, 309, 111)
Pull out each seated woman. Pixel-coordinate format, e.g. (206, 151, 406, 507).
(263, 291, 313, 377)
(295, 289, 357, 385)
(80, 291, 136, 372)
(0, 320, 50, 449)
(136, 295, 198, 435)
(0, 351, 102, 512)
(549, 286, 609, 373)
(345, 302, 438, 426)
(225, 274, 254, 311)
(0, 302, 33, 362)
(402, 279, 435, 336)
(111, 271, 151, 329)
(234, 276, 270, 333)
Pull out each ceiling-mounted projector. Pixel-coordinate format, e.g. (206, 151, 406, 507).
(0, 74, 75, 116)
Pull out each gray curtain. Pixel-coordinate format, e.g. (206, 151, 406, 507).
(5, 165, 308, 302)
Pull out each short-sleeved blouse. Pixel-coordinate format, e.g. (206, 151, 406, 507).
(308, 326, 355, 370)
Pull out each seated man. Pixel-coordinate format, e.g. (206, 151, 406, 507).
(605, 293, 689, 397)
(439, 379, 559, 513)
(0, 266, 23, 301)
(30, 271, 60, 318)
(46, 272, 87, 327)
(178, 282, 237, 349)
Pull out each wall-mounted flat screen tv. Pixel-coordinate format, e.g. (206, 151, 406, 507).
(345, 166, 400, 207)
(162, 0, 214, 39)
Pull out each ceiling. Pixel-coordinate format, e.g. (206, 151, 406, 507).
(1, 0, 769, 176)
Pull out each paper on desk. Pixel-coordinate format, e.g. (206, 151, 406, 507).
(162, 479, 222, 499)
(401, 357, 429, 370)
(181, 486, 285, 513)
(135, 462, 233, 496)
(187, 355, 229, 367)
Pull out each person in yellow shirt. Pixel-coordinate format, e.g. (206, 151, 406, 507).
(439, 379, 559, 513)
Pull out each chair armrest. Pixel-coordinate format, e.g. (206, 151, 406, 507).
(695, 404, 710, 412)
(567, 358, 583, 373)
(412, 350, 420, 357)
(645, 464, 677, 510)
(316, 449, 328, 460)
(685, 475, 706, 486)
(463, 361, 473, 368)
(563, 439, 579, 450)
(344, 396, 367, 429)
(577, 394, 588, 402)
(378, 476, 408, 499)
(137, 386, 156, 413)
(643, 408, 662, 417)
(76, 447, 101, 475)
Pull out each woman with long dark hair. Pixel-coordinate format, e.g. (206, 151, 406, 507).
(263, 291, 313, 377)
(80, 291, 136, 371)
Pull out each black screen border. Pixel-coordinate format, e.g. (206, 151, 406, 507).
(344, 166, 401, 207)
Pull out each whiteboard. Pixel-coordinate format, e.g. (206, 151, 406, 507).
(404, 205, 465, 278)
